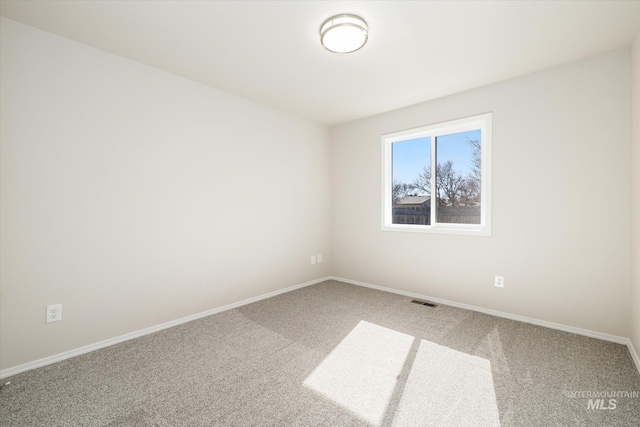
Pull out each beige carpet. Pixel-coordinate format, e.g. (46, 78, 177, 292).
(1, 280, 639, 426)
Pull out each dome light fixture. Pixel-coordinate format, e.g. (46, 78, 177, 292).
(320, 14, 368, 54)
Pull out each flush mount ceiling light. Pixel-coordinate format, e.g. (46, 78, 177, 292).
(320, 14, 368, 54)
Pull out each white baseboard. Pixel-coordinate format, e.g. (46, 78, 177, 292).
(329, 276, 630, 346)
(628, 339, 640, 375)
(5, 275, 638, 379)
(0, 276, 330, 380)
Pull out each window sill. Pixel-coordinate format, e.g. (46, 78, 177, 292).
(381, 223, 491, 236)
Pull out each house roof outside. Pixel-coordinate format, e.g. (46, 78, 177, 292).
(395, 196, 430, 206)
(395, 196, 483, 207)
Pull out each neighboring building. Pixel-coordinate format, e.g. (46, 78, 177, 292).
(393, 196, 431, 225)
(394, 196, 431, 210)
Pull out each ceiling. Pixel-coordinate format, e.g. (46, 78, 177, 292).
(1, 1, 639, 126)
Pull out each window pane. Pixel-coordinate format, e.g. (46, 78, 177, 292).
(391, 137, 431, 225)
(435, 130, 481, 224)
(382, 113, 491, 235)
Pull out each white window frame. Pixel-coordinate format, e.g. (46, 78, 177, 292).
(381, 113, 492, 236)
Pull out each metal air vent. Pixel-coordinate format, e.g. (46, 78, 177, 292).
(411, 299, 437, 308)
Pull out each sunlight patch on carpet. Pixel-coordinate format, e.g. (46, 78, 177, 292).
(303, 320, 413, 425)
(391, 340, 501, 426)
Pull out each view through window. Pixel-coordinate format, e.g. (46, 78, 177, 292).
(383, 113, 491, 235)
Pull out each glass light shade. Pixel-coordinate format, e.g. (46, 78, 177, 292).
(320, 14, 368, 54)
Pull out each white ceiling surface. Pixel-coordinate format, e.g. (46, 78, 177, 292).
(1, 1, 639, 126)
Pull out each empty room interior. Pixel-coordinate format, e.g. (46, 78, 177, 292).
(1, 1, 640, 426)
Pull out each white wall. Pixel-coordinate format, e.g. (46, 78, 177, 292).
(331, 50, 630, 337)
(631, 30, 640, 359)
(1, 15, 636, 374)
(0, 18, 331, 371)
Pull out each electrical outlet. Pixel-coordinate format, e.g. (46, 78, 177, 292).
(46, 304, 62, 323)
(494, 276, 504, 288)
(317, 254, 323, 263)
(311, 255, 316, 265)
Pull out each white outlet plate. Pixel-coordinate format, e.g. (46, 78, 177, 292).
(310, 255, 316, 265)
(47, 304, 62, 323)
(495, 276, 504, 288)
(317, 254, 323, 263)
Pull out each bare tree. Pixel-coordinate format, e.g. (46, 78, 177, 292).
(459, 176, 479, 205)
(436, 161, 465, 206)
(407, 138, 482, 206)
(467, 137, 482, 203)
(412, 166, 431, 196)
(412, 162, 463, 205)
(392, 180, 413, 205)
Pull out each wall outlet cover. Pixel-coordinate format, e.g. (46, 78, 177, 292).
(47, 304, 62, 323)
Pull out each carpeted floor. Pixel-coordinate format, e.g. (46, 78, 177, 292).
(1, 280, 639, 426)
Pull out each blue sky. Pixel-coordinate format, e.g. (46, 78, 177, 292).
(392, 129, 480, 185)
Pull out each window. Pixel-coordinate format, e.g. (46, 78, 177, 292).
(382, 113, 492, 235)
